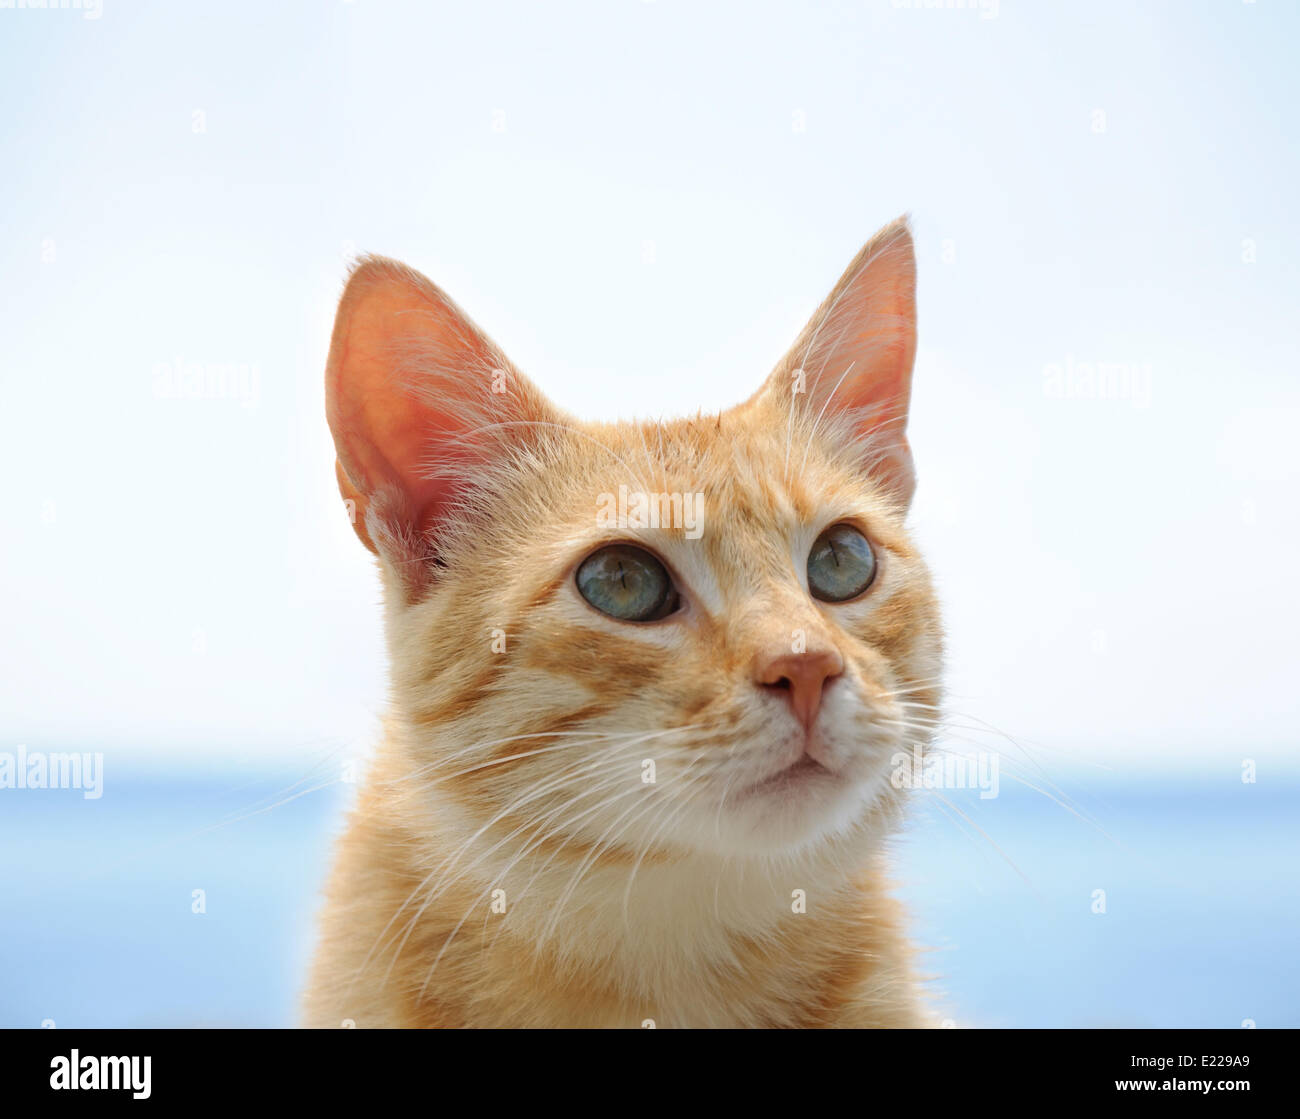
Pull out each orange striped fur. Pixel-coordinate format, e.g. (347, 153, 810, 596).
(304, 217, 944, 1028)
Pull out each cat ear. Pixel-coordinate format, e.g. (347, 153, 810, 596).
(763, 216, 918, 505)
(325, 255, 555, 584)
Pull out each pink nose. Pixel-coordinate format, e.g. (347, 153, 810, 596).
(754, 650, 844, 732)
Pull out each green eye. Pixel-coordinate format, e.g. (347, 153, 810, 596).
(576, 545, 679, 622)
(807, 523, 877, 603)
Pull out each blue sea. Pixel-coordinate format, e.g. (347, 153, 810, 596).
(1, 762, 1295, 1028)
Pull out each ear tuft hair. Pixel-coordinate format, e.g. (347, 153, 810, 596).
(759, 216, 919, 505)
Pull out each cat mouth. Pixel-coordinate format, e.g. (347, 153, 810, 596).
(742, 754, 839, 799)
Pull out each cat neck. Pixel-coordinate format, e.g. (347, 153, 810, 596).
(347, 732, 919, 1025)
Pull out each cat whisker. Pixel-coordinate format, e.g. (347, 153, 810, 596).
(365, 763, 641, 993)
(892, 704, 1113, 835)
(532, 780, 689, 952)
(397, 728, 634, 783)
(358, 744, 648, 985)
(994, 766, 1117, 845)
(476, 778, 659, 955)
(537, 758, 712, 953)
(432, 723, 703, 889)
(926, 789, 1041, 899)
(373, 724, 703, 985)
(423, 774, 668, 991)
(159, 777, 346, 848)
(619, 765, 715, 926)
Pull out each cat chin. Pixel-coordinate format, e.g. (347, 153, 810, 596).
(678, 771, 890, 859)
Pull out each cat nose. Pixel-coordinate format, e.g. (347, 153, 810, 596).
(753, 650, 844, 732)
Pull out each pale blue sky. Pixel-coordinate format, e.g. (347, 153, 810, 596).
(2, 0, 1297, 777)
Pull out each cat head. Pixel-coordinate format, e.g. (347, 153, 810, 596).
(326, 217, 941, 860)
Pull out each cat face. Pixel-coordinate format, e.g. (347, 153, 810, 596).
(327, 219, 941, 863)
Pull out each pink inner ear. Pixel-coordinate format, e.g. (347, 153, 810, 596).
(325, 259, 502, 551)
(799, 224, 918, 501)
(819, 320, 913, 425)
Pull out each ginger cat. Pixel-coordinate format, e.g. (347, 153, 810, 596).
(304, 217, 943, 1028)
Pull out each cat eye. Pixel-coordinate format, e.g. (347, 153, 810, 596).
(576, 544, 680, 622)
(807, 523, 877, 603)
